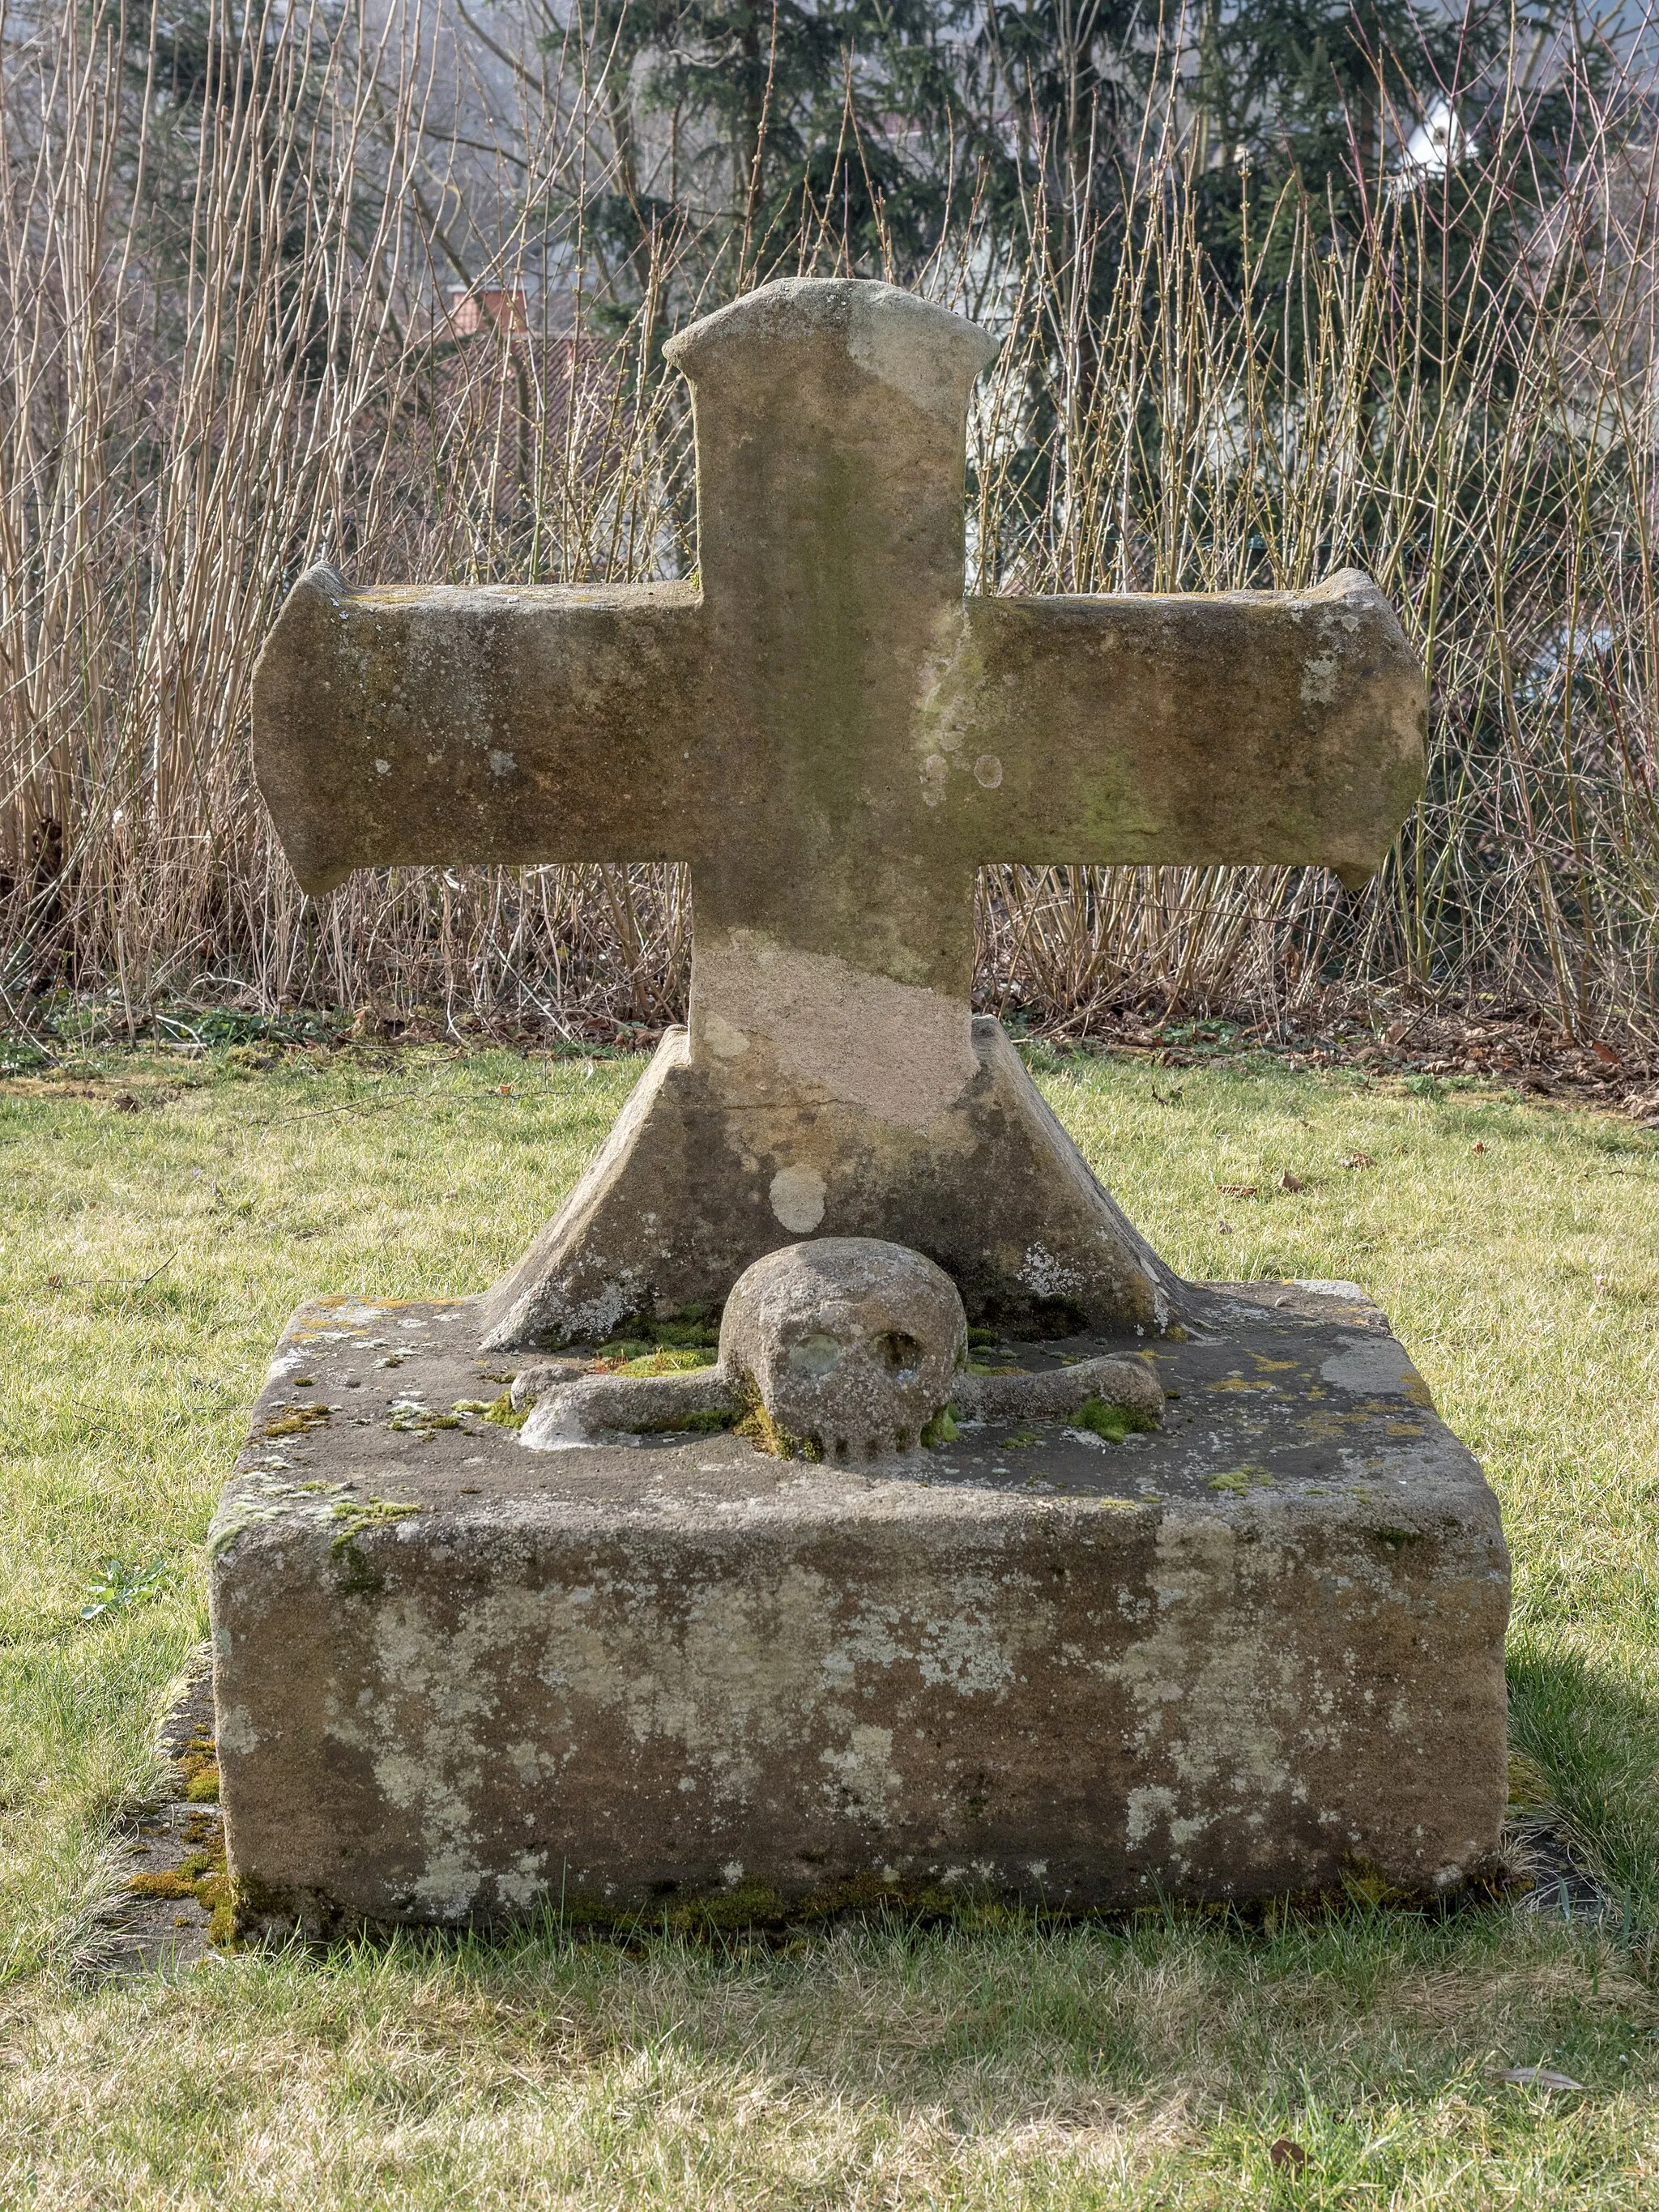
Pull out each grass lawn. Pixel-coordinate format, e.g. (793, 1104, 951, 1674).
(2, 1037, 1657, 2207)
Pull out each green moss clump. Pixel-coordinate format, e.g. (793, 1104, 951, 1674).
(610, 1347, 719, 1377)
(1073, 1396, 1160, 1443)
(672, 1878, 788, 1931)
(177, 1728, 220, 1801)
(596, 1309, 721, 1359)
(388, 1408, 463, 1434)
(919, 1405, 957, 1448)
(203, 1882, 239, 1947)
(1206, 1466, 1274, 1494)
(734, 1399, 821, 1461)
(330, 1497, 421, 1551)
(482, 1391, 528, 1429)
(263, 1404, 330, 1438)
(1337, 1858, 1425, 1910)
(127, 1814, 238, 1946)
(128, 1868, 198, 1901)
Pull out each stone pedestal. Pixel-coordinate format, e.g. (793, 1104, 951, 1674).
(210, 1284, 1508, 1933)
(478, 1018, 1179, 1350)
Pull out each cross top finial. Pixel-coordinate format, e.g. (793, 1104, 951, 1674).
(663, 278, 1000, 419)
(662, 279, 1000, 617)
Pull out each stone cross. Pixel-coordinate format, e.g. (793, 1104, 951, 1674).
(254, 277, 1425, 1348)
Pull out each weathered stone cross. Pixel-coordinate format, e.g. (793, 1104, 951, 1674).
(254, 277, 1425, 1348)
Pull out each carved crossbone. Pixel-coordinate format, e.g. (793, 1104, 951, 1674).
(514, 1238, 1162, 1460)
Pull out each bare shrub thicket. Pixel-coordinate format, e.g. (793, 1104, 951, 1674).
(2, 0, 1656, 1043)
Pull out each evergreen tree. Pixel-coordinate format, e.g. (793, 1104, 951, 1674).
(1183, 0, 1610, 379)
(565, 0, 975, 289)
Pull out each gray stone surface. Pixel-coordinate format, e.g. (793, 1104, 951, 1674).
(252, 278, 1427, 1344)
(211, 1285, 1509, 1933)
(481, 1015, 1182, 1346)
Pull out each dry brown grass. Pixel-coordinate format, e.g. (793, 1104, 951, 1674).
(3, 1910, 1653, 2206)
(2, 2, 1657, 1046)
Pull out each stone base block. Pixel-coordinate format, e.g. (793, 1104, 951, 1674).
(210, 1285, 1509, 1933)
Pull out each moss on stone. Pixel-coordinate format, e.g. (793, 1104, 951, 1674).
(329, 1496, 420, 1551)
(128, 1820, 239, 1946)
(127, 1868, 198, 1902)
(595, 1311, 722, 1360)
(733, 1397, 821, 1461)
(1073, 1396, 1159, 1443)
(177, 1728, 220, 1802)
(551, 1866, 1047, 1940)
(263, 1404, 331, 1438)
(1206, 1466, 1275, 1494)
(610, 1347, 719, 1378)
(387, 1407, 462, 1434)
(919, 1404, 957, 1447)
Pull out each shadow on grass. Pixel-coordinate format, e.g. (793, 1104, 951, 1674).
(1508, 1641, 1659, 1929)
(190, 1884, 1653, 2158)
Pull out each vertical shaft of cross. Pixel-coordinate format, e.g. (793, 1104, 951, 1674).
(663, 283, 999, 1110)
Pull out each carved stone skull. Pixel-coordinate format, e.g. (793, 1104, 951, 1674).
(719, 1238, 966, 1459)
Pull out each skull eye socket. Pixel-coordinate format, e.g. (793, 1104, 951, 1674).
(787, 1331, 843, 1377)
(876, 1331, 923, 1378)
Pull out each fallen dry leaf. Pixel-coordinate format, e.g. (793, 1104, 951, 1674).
(1383, 1020, 1410, 1047)
(1342, 1152, 1376, 1170)
(1591, 1040, 1621, 1068)
(1497, 2065, 1582, 2091)
(1472, 1140, 1488, 1154)
(1277, 1170, 1305, 1192)
(1218, 1183, 1258, 1197)
(1269, 2138, 1309, 2172)
(1216, 1217, 1235, 1235)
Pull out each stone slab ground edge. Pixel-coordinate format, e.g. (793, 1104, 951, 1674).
(209, 1286, 1510, 1933)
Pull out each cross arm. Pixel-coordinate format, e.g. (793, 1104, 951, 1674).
(923, 571, 1426, 884)
(253, 565, 709, 894)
